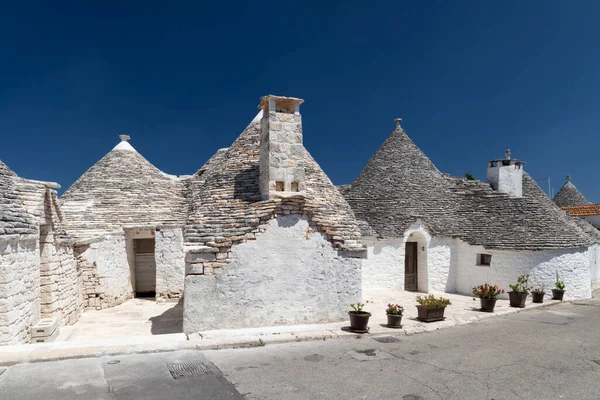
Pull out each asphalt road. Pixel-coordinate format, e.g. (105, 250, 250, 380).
(1, 296, 599, 400)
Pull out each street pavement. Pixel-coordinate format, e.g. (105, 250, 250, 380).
(1, 296, 599, 399)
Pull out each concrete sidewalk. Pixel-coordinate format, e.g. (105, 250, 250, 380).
(0, 289, 577, 366)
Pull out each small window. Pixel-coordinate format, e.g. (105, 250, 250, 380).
(477, 254, 492, 266)
(275, 181, 284, 191)
(291, 181, 299, 192)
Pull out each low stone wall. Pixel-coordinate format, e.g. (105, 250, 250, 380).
(76, 233, 133, 310)
(183, 215, 362, 332)
(155, 228, 185, 300)
(0, 234, 40, 345)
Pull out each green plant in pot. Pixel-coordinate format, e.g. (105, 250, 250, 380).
(531, 284, 546, 303)
(348, 302, 371, 332)
(472, 283, 504, 312)
(508, 274, 531, 308)
(415, 294, 451, 322)
(552, 271, 566, 301)
(385, 303, 404, 328)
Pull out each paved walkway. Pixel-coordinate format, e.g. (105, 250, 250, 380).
(0, 288, 583, 366)
(58, 298, 182, 342)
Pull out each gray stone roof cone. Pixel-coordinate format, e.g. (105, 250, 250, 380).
(0, 160, 37, 235)
(60, 135, 187, 240)
(553, 176, 591, 207)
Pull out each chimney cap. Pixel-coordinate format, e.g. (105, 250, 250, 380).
(119, 134, 131, 142)
(258, 95, 304, 110)
(395, 118, 403, 128)
(566, 175, 571, 182)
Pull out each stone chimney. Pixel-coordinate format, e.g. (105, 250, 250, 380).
(486, 149, 526, 198)
(258, 95, 305, 200)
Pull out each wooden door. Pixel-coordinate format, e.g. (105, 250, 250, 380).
(135, 239, 156, 297)
(404, 242, 418, 291)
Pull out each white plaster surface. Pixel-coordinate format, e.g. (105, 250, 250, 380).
(486, 164, 523, 197)
(183, 215, 362, 332)
(0, 235, 40, 345)
(112, 141, 137, 152)
(584, 215, 600, 229)
(155, 228, 185, 299)
(590, 244, 600, 282)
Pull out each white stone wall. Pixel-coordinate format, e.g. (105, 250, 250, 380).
(361, 237, 405, 289)
(584, 215, 600, 229)
(454, 241, 592, 300)
(76, 232, 133, 309)
(39, 235, 84, 326)
(428, 237, 454, 293)
(590, 244, 600, 282)
(486, 164, 523, 197)
(0, 235, 40, 345)
(183, 215, 362, 332)
(155, 228, 185, 299)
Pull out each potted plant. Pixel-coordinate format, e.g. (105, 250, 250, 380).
(531, 284, 546, 303)
(472, 283, 504, 312)
(552, 271, 566, 301)
(415, 294, 451, 322)
(386, 303, 404, 328)
(508, 274, 531, 308)
(348, 302, 371, 332)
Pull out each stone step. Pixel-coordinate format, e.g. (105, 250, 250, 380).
(31, 327, 59, 343)
(31, 318, 59, 338)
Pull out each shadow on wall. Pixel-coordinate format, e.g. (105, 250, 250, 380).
(149, 298, 183, 335)
(233, 165, 261, 202)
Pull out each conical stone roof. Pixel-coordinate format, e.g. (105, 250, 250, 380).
(344, 122, 456, 237)
(60, 136, 187, 240)
(0, 161, 37, 236)
(553, 177, 590, 208)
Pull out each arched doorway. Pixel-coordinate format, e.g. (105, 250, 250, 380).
(404, 231, 428, 292)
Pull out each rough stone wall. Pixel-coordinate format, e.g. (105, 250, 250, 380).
(155, 228, 185, 299)
(76, 233, 133, 309)
(0, 235, 40, 345)
(183, 215, 362, 332)
(39, 229, 84, 325)
(454, 241, 592, 300)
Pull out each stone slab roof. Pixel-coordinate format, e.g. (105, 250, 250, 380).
(553, 179, 590, 207)
(562, 204, 600, 217)
(60, 141, 187, 240)
(343, 125, 598, 250)
(0, 161, 37, 236)
(184, 115, 364, 255)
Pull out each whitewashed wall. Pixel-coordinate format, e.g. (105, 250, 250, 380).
(0, 235, 40, 345)
(76, 232, 133, 309)
(585, 215, 600, 229)
(183, 215, 362, 332)
(590, 244, 600, 282)
(455, 241, 592, 300)
(155, 228, 185, 299)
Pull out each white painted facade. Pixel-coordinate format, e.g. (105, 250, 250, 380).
(183, 215, 362, 332)
(155, 228, 185, 300)
(486, 159, 524, 198)
(0, 235, 40, 345)
(362, 223, 596, 301)
(584, 215, 600, 229)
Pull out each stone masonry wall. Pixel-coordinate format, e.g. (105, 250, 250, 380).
(183, 215, 362, 332)
(0, 235, 40, 345)
(76, 233, 133, 310)
(39, 227, 84, 325)
(155, 227, 185, 299)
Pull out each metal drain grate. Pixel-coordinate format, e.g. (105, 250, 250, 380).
(166, 360, 212, 379)
(372, 336, 400, 343)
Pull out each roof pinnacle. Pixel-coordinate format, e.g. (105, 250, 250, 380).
(566, 175, 571, 182)
(119, 134, 131, 142)
(395, 118, 402, 128)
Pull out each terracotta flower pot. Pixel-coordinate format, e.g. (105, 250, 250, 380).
(508, 291, 528, 308)
(416, 306, 446, 322)
(479, 297, 497, 312)
(348, 311, 371, 332)
(552, 289, 565, 301)
(532, 292, 545, 303)
(386, 314, 403, 328)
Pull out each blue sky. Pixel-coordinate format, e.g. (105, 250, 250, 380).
(1, 1, 599, 201)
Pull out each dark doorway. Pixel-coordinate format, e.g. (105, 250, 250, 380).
(404, 242, 418, 291)
(135, 238, 156, 297)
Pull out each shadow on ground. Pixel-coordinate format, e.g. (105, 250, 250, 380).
(149, 298, 183, 335)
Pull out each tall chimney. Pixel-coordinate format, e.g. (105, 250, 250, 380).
(486, 149, 526, 198)
(258, 95, 305, 200)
